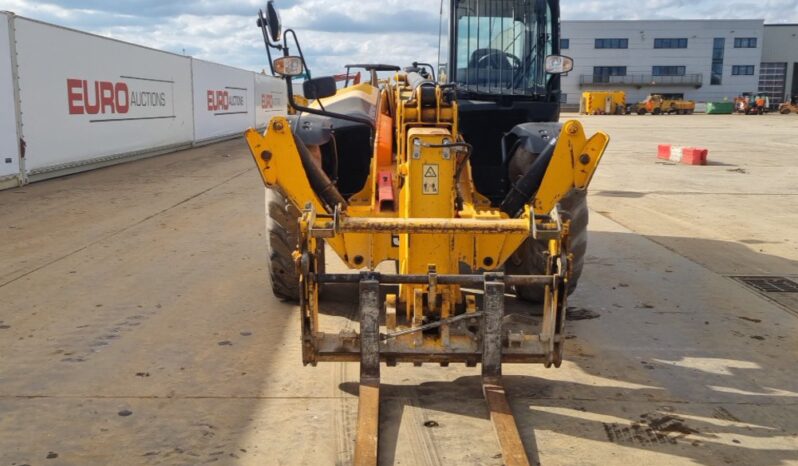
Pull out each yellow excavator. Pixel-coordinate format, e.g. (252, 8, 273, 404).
(245, 1, 609, 464)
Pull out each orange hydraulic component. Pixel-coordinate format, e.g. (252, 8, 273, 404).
(376, 169, 394, 211)
(374, 112, 395, 211)
(374, 112, 393, 168)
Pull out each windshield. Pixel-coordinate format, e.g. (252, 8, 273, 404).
(451, 0, 552, 96)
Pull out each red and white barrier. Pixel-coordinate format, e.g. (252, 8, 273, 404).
(657, 144, 709, 165)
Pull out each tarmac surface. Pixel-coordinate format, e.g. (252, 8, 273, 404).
(0, 114, 797, 465)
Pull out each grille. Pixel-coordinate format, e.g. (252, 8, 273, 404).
(732, 276, 798, 293)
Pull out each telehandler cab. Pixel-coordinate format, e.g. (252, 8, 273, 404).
(245, 1, 609, 463)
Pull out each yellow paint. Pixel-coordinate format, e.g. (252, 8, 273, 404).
(244, 74, 609, 321)
(580, 91, 625, 115)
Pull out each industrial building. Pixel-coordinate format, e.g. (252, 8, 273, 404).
(560, 20, 798, 107)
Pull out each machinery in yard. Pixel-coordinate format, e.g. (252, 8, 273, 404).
(580, 90, 626, 115)
(246, 1, 608, 464)
(631, 94, 695, 115)
(735, 93, 770, 115)
(778, 98, 798, 114)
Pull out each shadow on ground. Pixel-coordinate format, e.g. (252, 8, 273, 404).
(326, 231, 798, 465)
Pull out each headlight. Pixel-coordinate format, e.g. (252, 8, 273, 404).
(273, 56, 304, 77)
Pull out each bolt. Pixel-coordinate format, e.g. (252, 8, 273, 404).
(566, 122, 579, 134)
(579, 153, 591, 165)
(272, 120, 284, 131)
(261, 150, 272, 162)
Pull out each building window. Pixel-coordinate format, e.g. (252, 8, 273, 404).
(654, 38, 688, 49)
(595, 38, 628, 49)
(560, 38, 569, 49)
(734, 37, 757, 48)
(652, 66, 686, 76)
(593, 66, 627, 83)
(711, 38, 724, 85)
(732, 65, 755, 75)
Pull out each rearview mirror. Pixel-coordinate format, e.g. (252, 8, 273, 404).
(303, 77, 337, 100)
(545, 55, 573, 74)
(264, 1, 282, 42)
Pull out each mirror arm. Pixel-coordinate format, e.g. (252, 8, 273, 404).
(283, 29, 311, 79)
(262, 28, 276, 75)
(258, 9, 281, 75)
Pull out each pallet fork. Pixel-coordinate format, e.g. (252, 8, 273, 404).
(352, 274, 533, 465)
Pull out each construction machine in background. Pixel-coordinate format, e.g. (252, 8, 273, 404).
(631, 94, 696, 115)
(246, 1, 609, 464)
(735, 93, 770, 115)
(580, 91, 626, 115)
(778, 96, 798, 114)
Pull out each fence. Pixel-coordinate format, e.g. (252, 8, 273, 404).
(0, 12, 285, 189)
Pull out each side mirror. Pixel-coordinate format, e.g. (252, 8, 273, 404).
(264, 1, 282, 42)
(303, 77, 337, 100)
(545, 55, 573, 74)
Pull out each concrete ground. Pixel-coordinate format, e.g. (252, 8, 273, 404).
(0, 114, 797, 465)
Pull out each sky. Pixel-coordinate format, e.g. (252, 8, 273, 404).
(3, 0, 798, 76)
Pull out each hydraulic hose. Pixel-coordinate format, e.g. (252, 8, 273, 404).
(293, 134, 348, 212)
(499, 136, 558, 218)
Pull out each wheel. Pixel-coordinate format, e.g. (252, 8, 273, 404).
(781, 108, 791, 114)
(637, 108, 646, 115)
(266, 188, 301, 301)
(653, 108, 662, 115)
(505, 148, 589, 303)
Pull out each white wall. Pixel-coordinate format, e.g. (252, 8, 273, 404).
(14, 17, 195, 175)
(191, 58, 255, 142)
(254, 73, 286, 128)
(0, 14, 286, 189)
(561, 20, 764, 104)
(0, 13, 20, 180)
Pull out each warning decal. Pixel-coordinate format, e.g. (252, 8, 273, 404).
(422, 163, 439, 194)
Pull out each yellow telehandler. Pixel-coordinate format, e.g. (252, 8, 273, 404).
(245, 1, 609, 464)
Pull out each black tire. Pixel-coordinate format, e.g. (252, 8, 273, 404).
(266, 189, 301, 301)
(504, 146, 589, 303)
(653, 108, 662, 115)
(637, 108, 646, 115)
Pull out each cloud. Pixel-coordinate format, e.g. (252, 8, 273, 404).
(3, 0, 797, 76)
